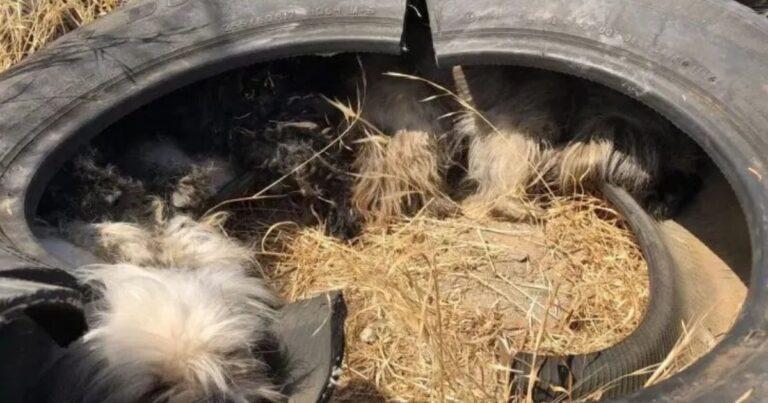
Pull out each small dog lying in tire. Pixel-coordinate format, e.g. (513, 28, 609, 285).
(50, 207, 284, 402)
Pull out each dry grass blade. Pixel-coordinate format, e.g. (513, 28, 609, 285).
(526, 284, 560, 403)
(644, 312, 712, 387)
(383, 71, 501, 136)
(1, 0, 120, 72)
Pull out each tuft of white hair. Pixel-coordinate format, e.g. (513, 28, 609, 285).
(65, 220, 156, 266)
(78, 263, 282, 402)
(463, 130, 556, 220)
(65, 212, 253, 271)
(557, 117, 659, 194)
(348, 61, 454, 224)
(156, 213, 252, 271)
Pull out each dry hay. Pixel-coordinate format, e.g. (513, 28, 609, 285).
(262, 194, 649, 402)
(0, 0, 119, 72)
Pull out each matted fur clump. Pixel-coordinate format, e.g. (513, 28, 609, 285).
(40, 141, 238, 226)
(72, 264, 281, 402)
(65, 210, 252, 270)
(68, 150, 147, 222)
(349, 60, 454, 224)
(455, 66, 573, 220)
(352, 130, 445, 223)
(171, 160, 235, 210)
(463, 132, 555, 219)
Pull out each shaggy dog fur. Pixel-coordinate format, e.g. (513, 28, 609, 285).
(68, 150, 147, 222)
(229, 90, 362, 239)
(351, 57, 454, 223)
(41, 139, 237, 226)
(58, 264, 282, 402)
(65, 210, 251, 270)
(120, 137, 236, 212)
(353, 130, 446, 223)
(454, 66, 572, 219)
(54, 205, 283, 401)
(66, 220, 156, 266)
(170, 159, 236, 210)
(557, 85, 701, 217)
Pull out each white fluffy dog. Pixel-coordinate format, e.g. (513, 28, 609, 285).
(75, 264, 281, 402)
(58, 209, 283, 401)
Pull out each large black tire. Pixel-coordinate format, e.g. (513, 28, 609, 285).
(426, 0, 768, 401)
(512, 184, 681, 400)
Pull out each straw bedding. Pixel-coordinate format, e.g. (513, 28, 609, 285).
(259, 194, 649, 402)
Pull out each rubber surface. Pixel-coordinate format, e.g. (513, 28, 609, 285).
(273, 291, 348, 403)
(737, 0, 768, 13)
(0, 267, 86, 403)
(425, 0, 768, 401)
(512, 184, 681, 400)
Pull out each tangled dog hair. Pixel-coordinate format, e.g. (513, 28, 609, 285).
(351, 56, 455, 224)
(353, 130, 446, 223)
(41, 264, 282, 403)
(50, 203, 284, 402)
(65, 205, 252, 271)
(65, 149, 147, 222)
(118, 137, 236, 213)
(452, 65, 700, 219)
(41, 138, 237, 227)
(556, 85, 701, 217)
(454, 66, 573, 219)
(171, 159, 235, 211)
